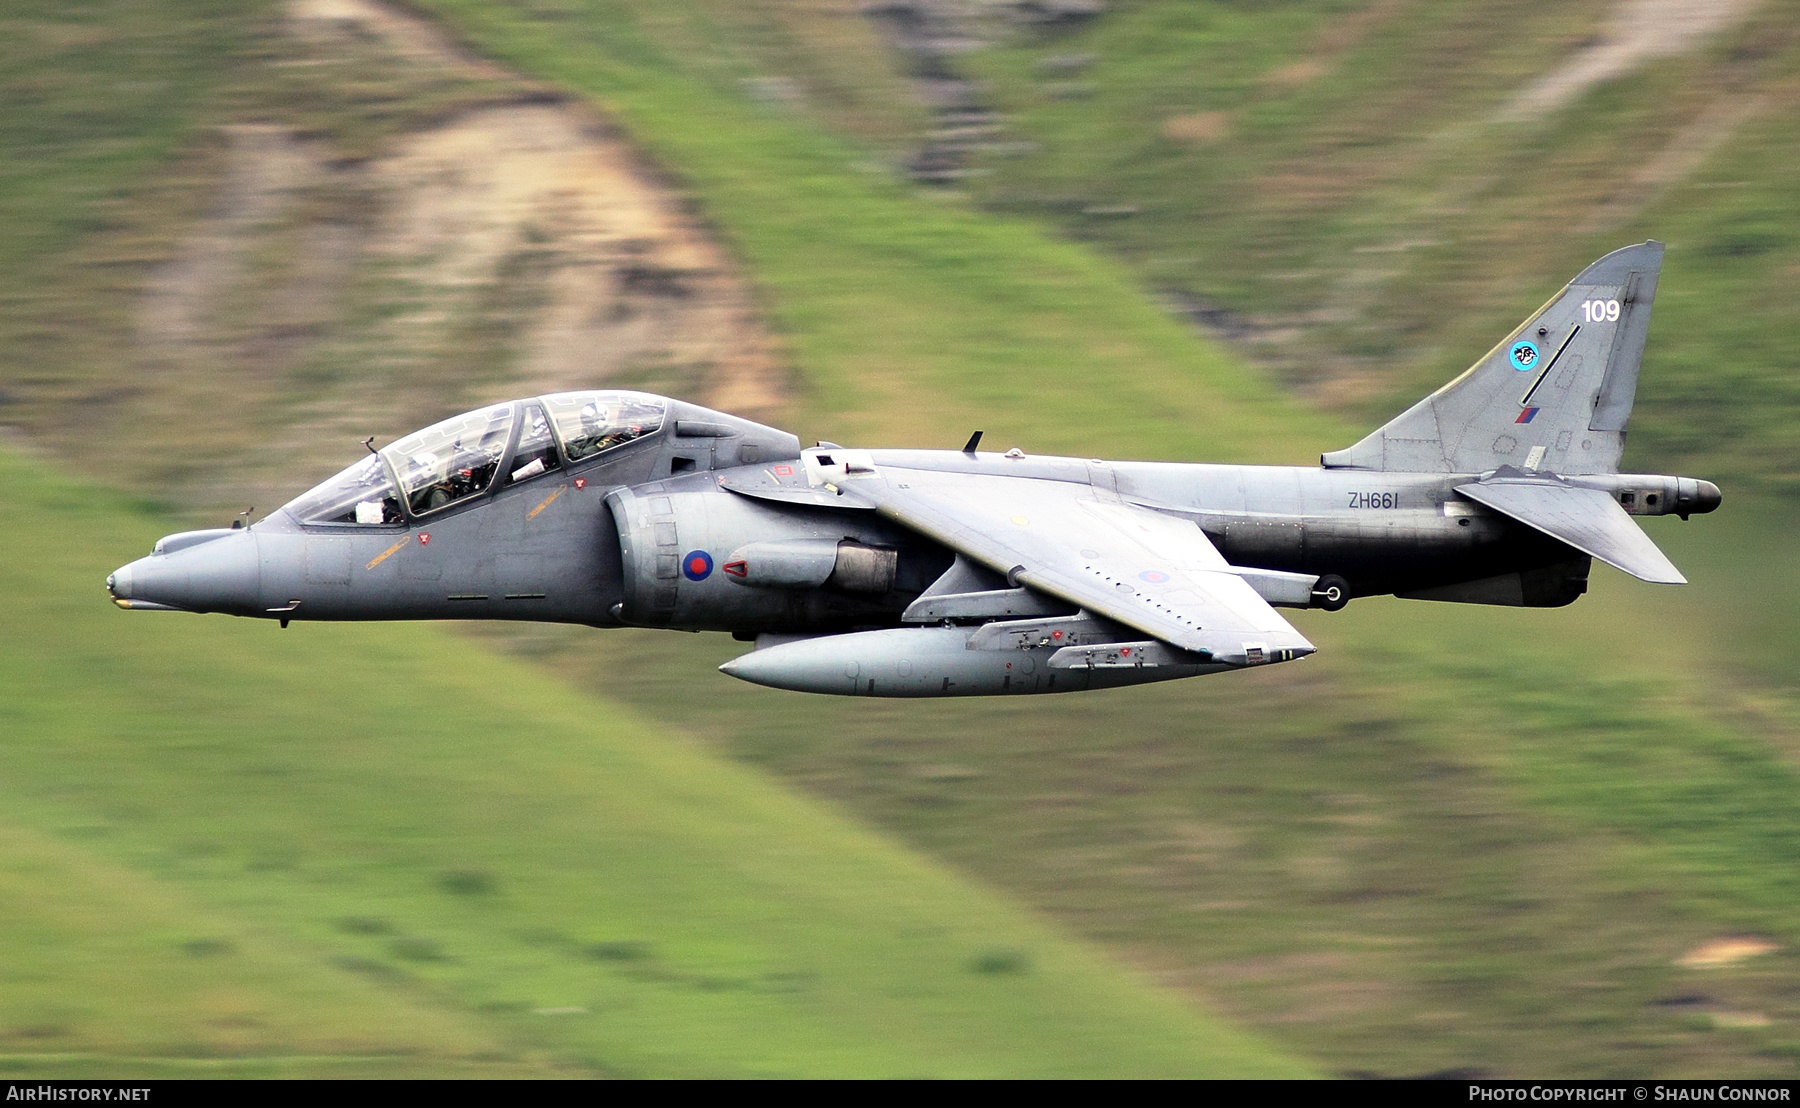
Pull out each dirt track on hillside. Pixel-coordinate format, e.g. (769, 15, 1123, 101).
(1499, 0, 1763, 121)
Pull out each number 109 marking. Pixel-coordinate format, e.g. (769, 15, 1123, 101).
(1582, 299, 1621, 323)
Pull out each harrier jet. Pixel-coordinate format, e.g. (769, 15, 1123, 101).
(109, 242, 1719, 696)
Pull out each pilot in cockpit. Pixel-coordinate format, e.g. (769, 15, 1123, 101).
(579, 400, 608, 441)
(424, 480, 456, 512)
(408, 449, 453, 512)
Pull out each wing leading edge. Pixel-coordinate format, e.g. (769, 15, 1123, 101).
(833, 464, 1315, 665)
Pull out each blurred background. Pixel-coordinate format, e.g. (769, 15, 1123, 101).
(3, 0, 1798, 1078)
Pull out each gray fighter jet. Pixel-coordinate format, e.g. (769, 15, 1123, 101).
(109, 242, 1719, 696)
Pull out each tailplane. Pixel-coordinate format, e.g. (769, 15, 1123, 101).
(1324, 241, 1664, 475)
(1455, 474, 1685, 583)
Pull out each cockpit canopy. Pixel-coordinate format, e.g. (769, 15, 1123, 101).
(385, 401, 516, 517)
(546, 391, 665, 462)
(284, 391, 669, 526)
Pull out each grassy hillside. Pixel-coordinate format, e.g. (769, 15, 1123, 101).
(479, 546, 1800, 1076)
(413, 0, 1336, 461)
(952, 0, 1800, 490)
(414, 0, 1800, 1076)
(0, 449, 1309, 1078)
(8, 0, 1800, 1079)
(0, 0, 1308, 1079)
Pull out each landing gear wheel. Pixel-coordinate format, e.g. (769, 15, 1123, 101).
(1312, 574, 1350, 612)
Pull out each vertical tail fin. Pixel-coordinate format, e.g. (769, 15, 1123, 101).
(1323, 241, 1664, 475)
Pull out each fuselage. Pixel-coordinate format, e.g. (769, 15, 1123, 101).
(111, 435, 1692, 629)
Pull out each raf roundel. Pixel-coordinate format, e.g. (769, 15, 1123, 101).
(1509, 341, 1540, 371)
(682, 550, 714, 582)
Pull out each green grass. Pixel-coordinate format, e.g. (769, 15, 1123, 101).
(0, 0, 239, 274)
(412, 0, 1338, 462)
(10, 0, 1800, 1079)
(952, 0, 1800, 491)
(405, 0, 1800, 1075)
(478, 522, 1800, 1076)
(0, 0, 551, 496)
(0, 449, 1309, 1078)
(0, 0, 1310, 1077)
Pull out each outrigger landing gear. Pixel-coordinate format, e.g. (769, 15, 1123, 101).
(1312, 574, 1350, 612)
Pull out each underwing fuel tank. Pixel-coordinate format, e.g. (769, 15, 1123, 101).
(717, 615, 1309, 697)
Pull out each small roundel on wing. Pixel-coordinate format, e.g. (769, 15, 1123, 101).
(682, 550, 714, 581)
(1509, 341, 1540, 371)
(1138, 569, 1170, 584)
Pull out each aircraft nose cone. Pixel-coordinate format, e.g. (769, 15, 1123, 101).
(110, 554, 171, 610)
(110, 531, 261, 614)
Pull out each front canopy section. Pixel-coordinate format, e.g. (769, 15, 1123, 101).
(285, 453, 402, 526)
(382, 402, 516, 516)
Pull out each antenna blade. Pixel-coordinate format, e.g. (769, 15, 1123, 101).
(962, 430, 983, 455)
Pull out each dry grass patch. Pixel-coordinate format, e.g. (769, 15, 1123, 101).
(1679, 937, 1778, 969)
(1161, 111, 1231, 145)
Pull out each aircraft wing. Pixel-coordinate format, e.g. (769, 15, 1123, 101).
(1454, 478, 1685, 584)
(833, 465, 1315, 664)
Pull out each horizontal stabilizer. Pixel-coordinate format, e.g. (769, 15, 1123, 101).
(1454, 478, 1685, 584)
